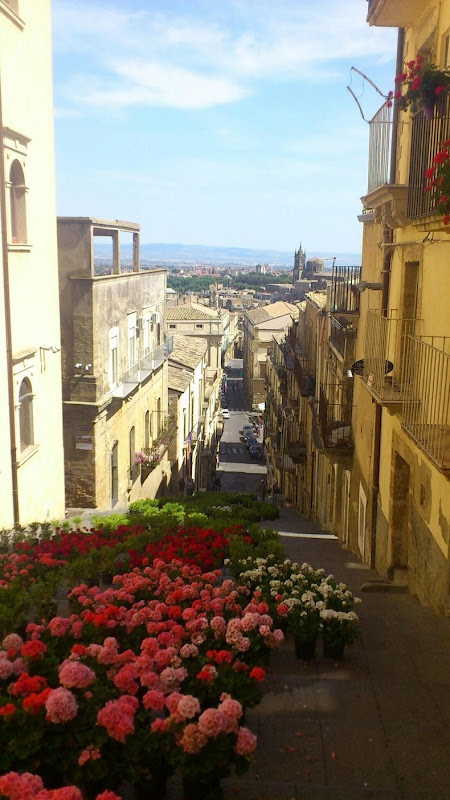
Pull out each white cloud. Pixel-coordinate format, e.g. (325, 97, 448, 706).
(52, 0, 397, 112)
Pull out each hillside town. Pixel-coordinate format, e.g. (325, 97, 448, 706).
(0, 1, 449, 799)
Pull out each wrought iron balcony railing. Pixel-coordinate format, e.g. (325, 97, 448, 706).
(367, 100, 392, 195)
(402, 336, 450, 470)
(362, 311, 418, 403)
(329, 265, 361, 313)
(329, 315, 357, 362)
(110, 336, 174, 398)
(318, 384, 353, 450)
(407, 94, 450, 220)
(142, 417, 177, 464)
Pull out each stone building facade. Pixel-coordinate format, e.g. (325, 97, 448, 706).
(243, 301, 299, 410)
(58, 217, 171, 509)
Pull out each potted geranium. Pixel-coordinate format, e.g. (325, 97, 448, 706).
(425, 139, 450, 224)
(277, 592, 321, 660)
(134, 450, 159, 481)
(319, 609, 359, 659)
(393, 55, 450, 119)
(165, 693, 257, 800)
(317, 576, 360, 659)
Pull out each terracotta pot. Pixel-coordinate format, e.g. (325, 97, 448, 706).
(421, 89, 436, 120)
(182, 775, 223, 800)
(294, 635, 317, 660)
(134, 769, 170, 799)
(322, 633, 345, 660)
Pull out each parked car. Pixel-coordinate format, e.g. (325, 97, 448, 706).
(249, 445, 263, 458)
(246, 437, 258, 449)
(221, 409, 230, 419)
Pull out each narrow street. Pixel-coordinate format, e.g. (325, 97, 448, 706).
(217, 358, 266, 495)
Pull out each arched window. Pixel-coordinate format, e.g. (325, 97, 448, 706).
(19, 378, 33, 451)
(10, 159, 27, 243)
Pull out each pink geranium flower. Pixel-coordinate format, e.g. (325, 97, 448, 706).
(45, 688, 78, 723)
(58, 660, 96, 690)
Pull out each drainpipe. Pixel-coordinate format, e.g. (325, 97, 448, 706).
(370, 28, 404, 569)
(0, 73, 20, 526)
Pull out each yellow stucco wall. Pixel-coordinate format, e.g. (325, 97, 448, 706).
(356, 0, 450, 611)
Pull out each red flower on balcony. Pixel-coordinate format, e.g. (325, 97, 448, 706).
(425, 141, 450, 224)
(393, 56, 450, 116)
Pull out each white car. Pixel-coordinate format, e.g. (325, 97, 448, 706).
(221, 409, 230, 419)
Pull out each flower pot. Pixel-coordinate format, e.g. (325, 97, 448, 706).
(134, 771, 169, 799)
(421, 89, 436, 120)
(182, 775, 223, 800)
(322, 633, 345, 660)
(294, 635, 317, 660)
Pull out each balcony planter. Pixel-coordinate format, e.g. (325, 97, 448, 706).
(140, 460, 159, 483)
(393, 57, 450, 119)
(425, 142, 450, 226)
(421, 88, 436, 120)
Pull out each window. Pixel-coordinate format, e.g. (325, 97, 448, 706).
(129, 426, 137, 482)
(109, 328, 119, 388)
(156, 397, 162, 437)
(9, 160, 27, 244)
(169, 324, 176, 330)
(144, 410, 150, 449)
(143, 312, 151, 354)
(196, 324, 203, 329)
(111, 442, 119, 505)
(444, 33, 450, 67)
(198, 379, 203, 416)
(18, 378, 33, 452)
(128, 313, 136, 368)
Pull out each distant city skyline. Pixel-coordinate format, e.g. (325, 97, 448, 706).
(52, 0, 397, 252)
(94, 240, 361, 267)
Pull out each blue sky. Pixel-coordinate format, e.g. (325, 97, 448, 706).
(51, 0, 397, 255)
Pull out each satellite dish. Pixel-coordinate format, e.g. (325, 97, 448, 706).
(350, 359, 364, 375)
(350, 359, 394, 376)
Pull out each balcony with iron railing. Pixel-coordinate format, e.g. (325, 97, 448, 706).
(364, 94, 450, 228)
(402, 335, 450, 470)
(361, 311, 418, 405)
(318, 384, 353, 451)
(329, 314, 357, 363)
(367, 100, 392, 195)
(110, 336, 174, 399)
(291, 352, 315, 397)
(407, 93, 450, 224)
(284, 418, 307, 464)
(328, 265, 361, 314)
(362, 99, 409, 227)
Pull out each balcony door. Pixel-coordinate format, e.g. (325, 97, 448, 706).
(111, 442, 119, 506)
(358, 483, 367, 560)
(342, 470, 351, 547)
(390, 453, 411, 575)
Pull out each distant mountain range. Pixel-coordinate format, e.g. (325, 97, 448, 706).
(94, 241, 361, 267)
